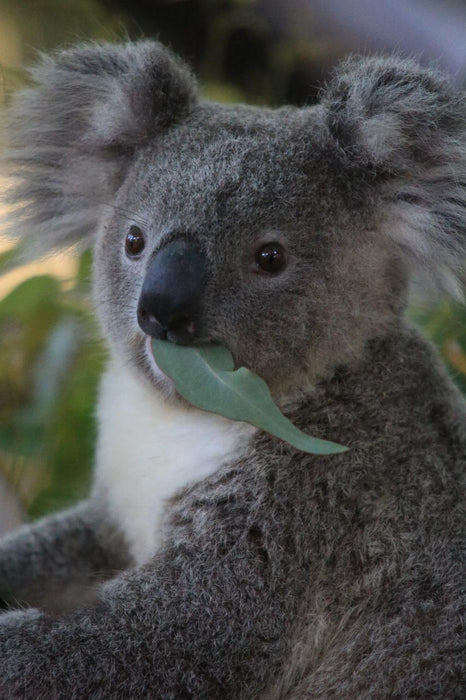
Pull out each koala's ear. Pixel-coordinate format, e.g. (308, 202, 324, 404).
(4, 41, 197, 253)
(322, 56, 466, 296)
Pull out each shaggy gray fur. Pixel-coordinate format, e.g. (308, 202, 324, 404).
(0, 42, 465, 698)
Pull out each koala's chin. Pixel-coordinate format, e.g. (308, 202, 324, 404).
(143, 336, 179, 399)
(124, 331, 179, 402)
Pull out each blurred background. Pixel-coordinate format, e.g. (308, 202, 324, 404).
(0, 0, 465, 532)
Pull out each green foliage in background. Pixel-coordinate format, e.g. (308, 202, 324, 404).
(0, 252, 105, 517)
(410, 301, 466, 396)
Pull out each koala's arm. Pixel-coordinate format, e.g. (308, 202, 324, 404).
(0, 501, 129, 613)
(0, 465, 303, 699)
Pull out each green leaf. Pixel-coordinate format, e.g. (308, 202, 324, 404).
(152, 340, 347, 455)
(0, 243, 24, 275)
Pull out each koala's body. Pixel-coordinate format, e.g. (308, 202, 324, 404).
(0, 42, 465, 698)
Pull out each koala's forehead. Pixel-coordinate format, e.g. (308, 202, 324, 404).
(121, 102, 330, 225)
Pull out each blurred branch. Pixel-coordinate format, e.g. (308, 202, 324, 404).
(261, 0, 466, 82)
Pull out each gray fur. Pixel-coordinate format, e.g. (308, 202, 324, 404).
(0, 41, 465, 698)
(3, 41, 196, 253)
(0, 502, 129, 614)
(322, 55, 466, 296)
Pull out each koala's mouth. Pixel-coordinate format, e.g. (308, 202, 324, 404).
(143, 334, 223, 407)
(143, 333, 229, 400)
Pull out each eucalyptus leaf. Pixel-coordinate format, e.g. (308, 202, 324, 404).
(152, 340, 347, 455)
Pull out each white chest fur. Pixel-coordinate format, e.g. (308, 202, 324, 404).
(94, 359, 255, 565)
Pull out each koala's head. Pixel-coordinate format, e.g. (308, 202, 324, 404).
(5, 42, 465, 397)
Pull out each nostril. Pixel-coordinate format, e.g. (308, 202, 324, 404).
(184, 320, 195, 336)
(137, 300, 197, 344)
(137, 304, 167, 340)
(165, 317, 196, 346)
(170, 316, 191, 332)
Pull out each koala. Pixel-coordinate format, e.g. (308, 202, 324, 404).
(0, 41, 465, 699)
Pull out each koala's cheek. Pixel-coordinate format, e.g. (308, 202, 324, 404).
(210, 309, 305, 385)
(94, 257, 142, 341)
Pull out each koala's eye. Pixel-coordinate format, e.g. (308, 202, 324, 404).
(125, 226, 145, 258)
(256, 242, 286, 274)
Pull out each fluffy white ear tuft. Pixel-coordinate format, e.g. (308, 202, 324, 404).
(3, 41, 197, 253)
(322, 55, 466, 295)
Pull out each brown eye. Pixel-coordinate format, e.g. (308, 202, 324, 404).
(125, 225, 145, 258)
(256, 242, 286, 274)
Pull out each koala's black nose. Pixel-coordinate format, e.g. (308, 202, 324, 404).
(137, 238, 207, 345)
